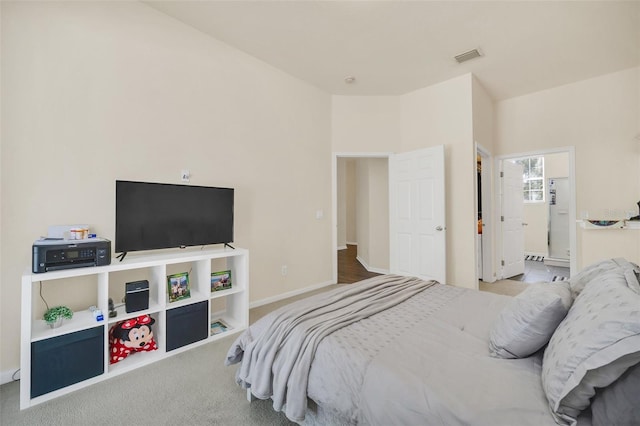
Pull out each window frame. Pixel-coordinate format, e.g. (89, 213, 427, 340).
(514, 156, 545, 203)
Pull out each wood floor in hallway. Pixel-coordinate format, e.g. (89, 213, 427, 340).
(338, 244, 382, 283)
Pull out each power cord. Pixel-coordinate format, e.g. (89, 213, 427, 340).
(39, 281, 50, 311)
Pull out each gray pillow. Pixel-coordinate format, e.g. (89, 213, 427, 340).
(591, 360, 640, 426)
(624, 268, 640, 294)
(541, 265, 640, 425)
(489, 282, 572, 359)
(567, 258, 624, 300)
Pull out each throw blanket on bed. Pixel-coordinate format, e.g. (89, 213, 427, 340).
(225, 274, 436, 422)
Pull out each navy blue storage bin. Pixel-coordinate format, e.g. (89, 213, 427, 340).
(31, 326, 104, 398)
(166, 301, 208, 351)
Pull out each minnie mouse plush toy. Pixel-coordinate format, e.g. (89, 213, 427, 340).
(109, 314, 158, 364)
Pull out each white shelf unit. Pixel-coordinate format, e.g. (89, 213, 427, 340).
(21, 246, 248, 409)
(577, 219, 640, 230)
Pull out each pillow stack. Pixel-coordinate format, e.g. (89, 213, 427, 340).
(489, 258, 640, 425)
(541, 259, 640, 425)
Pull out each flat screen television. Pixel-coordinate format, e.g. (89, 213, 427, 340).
(115, 180, 234, 256)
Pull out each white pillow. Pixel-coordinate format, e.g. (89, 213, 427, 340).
(541, 265, 640, 425)
(489, 282, 572, 359)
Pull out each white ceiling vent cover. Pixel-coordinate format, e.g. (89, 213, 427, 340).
(454, 49, 482, 63)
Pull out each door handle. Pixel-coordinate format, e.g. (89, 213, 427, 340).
(522, 223, 528, 226)
(435, 226, 444, 231)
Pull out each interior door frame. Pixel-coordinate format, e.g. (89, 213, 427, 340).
(475, 143, 494, 282)
(500, 159, 526, 278)
(332, 152, 394, 284)
(495, 146, 577, 277)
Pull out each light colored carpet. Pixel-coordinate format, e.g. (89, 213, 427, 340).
(1, 280, 524, 425)
(479, 279, 528, 297)
(0, 333, 295, 426)
(0, 288, 345, 426)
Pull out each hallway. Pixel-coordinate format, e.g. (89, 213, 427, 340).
(338, 245, 382, 284)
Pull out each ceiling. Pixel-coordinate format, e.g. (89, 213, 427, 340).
(145, 1, 640, 100)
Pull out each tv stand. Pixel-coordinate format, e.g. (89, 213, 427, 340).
(224, 243, 235, 250)
(20, 246, 249, 409)
(116, 252, 127, 262)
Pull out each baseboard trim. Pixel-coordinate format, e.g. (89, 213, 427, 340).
(524, 252, 547, 259)
(249, 280, 335, 309)
(544, 257, 570, 268)
(356, 256, 389, 275)
(346, 242, 357, 246)
(1, 369, 19, 385)
(337, 245, 347, 251)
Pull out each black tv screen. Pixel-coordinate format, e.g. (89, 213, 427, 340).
(115, 181, 234, 254)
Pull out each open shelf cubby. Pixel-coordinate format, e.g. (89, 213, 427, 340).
(21, 246, 249, 409)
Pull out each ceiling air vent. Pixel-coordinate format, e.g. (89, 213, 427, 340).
(454, 49, 482, 64)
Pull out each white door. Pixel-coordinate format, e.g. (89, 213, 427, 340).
(389, 145, 446, 283)
(501, 160, 525, 278)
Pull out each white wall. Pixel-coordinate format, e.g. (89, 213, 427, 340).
(345, 159, 357, 244)
(336, 158, 359, 248)
(332, 96, 401, 152)
(472, 77, 495, 281)
(355, 159, 370, 265)
(521, 152, 570, 256)
(1, 1, 332, 376)
(523, 201, 548, 256)
(546, 151, 570, 179)
(331, 96, 398, 269)
(337, 158, 347, 248)
(472, 77, 495, 153)
(367, 159, 389, 271)
(332, 76, 478, 288)
(496, 67, 640, 268)
(351, 158, 389, 273)
(401, 74, 476, 288)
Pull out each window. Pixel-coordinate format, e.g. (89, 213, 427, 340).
(514, 156, 544, 202)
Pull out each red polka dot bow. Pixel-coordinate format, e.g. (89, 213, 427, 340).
(121, 315, 152, 329)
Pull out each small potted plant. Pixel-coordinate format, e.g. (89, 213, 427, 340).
(43, 306, 73, 328)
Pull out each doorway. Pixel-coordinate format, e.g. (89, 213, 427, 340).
(497, 147, 577, 281)
(337, 244, 382, 283)
(476, 144, 494, 282)
(332, 147, 446, 284)
(332, 153, 392, 284)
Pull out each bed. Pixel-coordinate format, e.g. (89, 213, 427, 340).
(226, 260, 640, 426)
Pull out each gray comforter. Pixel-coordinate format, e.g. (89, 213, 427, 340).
(226, 275, 435, 422)
(227, 275, 558, 425)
